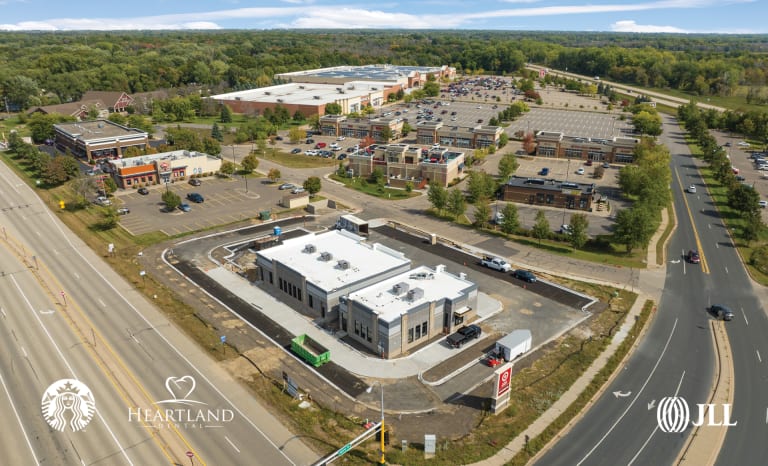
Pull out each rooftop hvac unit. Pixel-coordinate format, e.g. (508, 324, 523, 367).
(337, 260, 350, 270)
(277, 99, 283, 103)
(299, 85, 305, 89)
(264, 91, 271, 95)
(409, 272, 435, 280)
(392, 282, 409, 295)
(303, 244, 316, 253)
(313, 96, 321, 100)
(320, 252, 333, 261)
(407, 288, 424, 301)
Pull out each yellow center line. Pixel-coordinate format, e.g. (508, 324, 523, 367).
(674, 168, 710, 274)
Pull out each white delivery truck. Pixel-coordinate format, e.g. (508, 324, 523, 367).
(495, 329, 532, 362)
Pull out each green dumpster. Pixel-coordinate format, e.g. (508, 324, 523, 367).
(259, 210, 271, 220)
(291, 334, 330, 367)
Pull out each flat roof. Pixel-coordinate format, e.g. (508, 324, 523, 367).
(106, 149, 215, 168)
(54, 120, 146, 140)
(210, 81, 385, 107)
(506, 176, 596, 194)
(258, 230, 410, 293)
(278, 64, 444, 82)
(347, 265, 475, 323)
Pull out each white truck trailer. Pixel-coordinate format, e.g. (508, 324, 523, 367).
(495, 329, 532, 362)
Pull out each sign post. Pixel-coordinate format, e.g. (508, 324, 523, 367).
(220, 335, 227, 355)
(491, 362, 514, 414)
(186, 451, 194, 465)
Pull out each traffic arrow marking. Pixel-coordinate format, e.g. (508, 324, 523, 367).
(613, 390, 631, 398)
(670, 259, 681, 264)
(648, 399, 656, 410)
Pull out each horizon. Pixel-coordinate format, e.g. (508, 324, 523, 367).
(0, 0, 765, 34)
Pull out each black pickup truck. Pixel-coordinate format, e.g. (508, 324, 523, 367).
(447, 324, 482, 348)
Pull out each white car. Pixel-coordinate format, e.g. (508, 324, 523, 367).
(687, 185, 697, 193)
(336, 136, 346, 141)
(305, 150, 318, 156)
(94, 196, 112, 206)
(576, 168, 585, 175)
(738, 141, 750, 147)
(760, 200, 768, 209)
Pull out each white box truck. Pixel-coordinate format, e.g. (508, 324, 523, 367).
(495, 329, 532, 362)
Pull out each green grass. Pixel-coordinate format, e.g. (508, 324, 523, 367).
(655, 202, 676, 266)
(256, 149, 339, 169)
(645, 86, 766, 113)
(330, 174, 420, 200)
(682, 131, 768, 285)
(425, 208, 648, 269)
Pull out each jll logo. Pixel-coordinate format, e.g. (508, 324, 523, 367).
(656, 397, 737, 433)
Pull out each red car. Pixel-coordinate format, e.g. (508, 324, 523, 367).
(687, 250, 700, 264)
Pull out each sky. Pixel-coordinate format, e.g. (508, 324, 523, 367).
(0, 0, 764, 34)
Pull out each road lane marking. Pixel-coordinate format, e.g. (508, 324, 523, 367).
(628, 371, 686, 465)
(9, 274, 134, 465)
(577, 318, 679, 465)
(674, 169, 709, 274)
(757, 350, 762, 363)
(98, 299, 106, 307)
(0, 370, 41, 463)
(225, 436, 241, 453)
(742, 308, 749, 325)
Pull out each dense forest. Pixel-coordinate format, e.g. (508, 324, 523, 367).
(1, 30, 767, 111)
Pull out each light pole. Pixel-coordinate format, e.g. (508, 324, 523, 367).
(562, 157, 571, 227)
(366, 382, 385, 465)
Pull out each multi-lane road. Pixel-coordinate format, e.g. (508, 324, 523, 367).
(0, 161, 316, 464)
(535, 113, 768, 464)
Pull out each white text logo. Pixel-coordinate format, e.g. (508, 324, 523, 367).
(657, 396, 736, 433)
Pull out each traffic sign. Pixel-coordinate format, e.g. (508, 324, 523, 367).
(338, 443, 352, 456)
(220, 335, 226, 344)
(186, 451, 194, 458)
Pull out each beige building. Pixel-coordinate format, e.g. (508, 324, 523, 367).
(319, 114, 404, 142)
(53, 120, 149, 162)
(347, 143, 466, 188)
(106, 150, 222, 189)
(535, 131, 640, 163)
(416, 121, 504, 149)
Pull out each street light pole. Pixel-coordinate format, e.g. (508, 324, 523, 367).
(379, 383, 385, 465)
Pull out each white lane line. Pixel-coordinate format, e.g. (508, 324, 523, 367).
(224, 436, 241, 453)
(725, 267, 729, 274)
(757, 350, 762, 363)
(742, 308, 749, 326)
(98, 299, 106, 307)
(9, 275, 134, 465)
(577, 318, 679, 466)
(1, 307, 5, 318)
(0, 370, 41, 464)
(765, 408, 768, 424)
(715, 242, 719, 249)
(628, 371, 686, 465)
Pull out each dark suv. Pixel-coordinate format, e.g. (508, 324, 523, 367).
(186, 192, 204, 203)
(512, 269, 537, 283)
(710, 304, 733, 321)
(447, 324, 482, 348)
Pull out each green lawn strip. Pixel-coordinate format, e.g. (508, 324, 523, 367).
(330, 173, 420, 200)
(682, 129, 768, 285)
(385, 288, 638, 465)
(424, 208, 647, 269)
(257, 150, 339, 169)
(655, 203, 676, 266)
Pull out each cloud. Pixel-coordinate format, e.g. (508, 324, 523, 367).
(610, 20, 689, 33)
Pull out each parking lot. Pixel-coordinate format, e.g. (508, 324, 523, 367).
(114, 177, 289, 236)
(712, 130, 768, 220)
(507, 107, 634, 140)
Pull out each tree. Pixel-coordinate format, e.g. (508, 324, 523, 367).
(428, 183, 448, 214)
(473, 198, 492, 228)
(741, 210, 762, 244)
(369, 167, 385, 185)
(303, 176, 322, 195)
(219, 161, 236, 177)
(162, 190, 181, 211)
(523, 132, 536, 154)
(211, 122, 223, 141)
(97, 209, 119, 230)
(103, 176, 117, 195)
(220, 105, 233, 123)
(446, 188, 466, 220)
(500, 203, 520, 234)
(267, 168, 281, 183)
(532, 210, 551, 244)
(466, 170, 496, 203)
(380, 126, 393, 142)
(240, 153, 259, 173)
(325, 102, 342, 115)
(613, 206, 656, 253)
(288, 126, 304, 144)
(497, 153, 519, 181)
(568, 213, 589, 249)
(727, 184, 760, 216)
(632, 110, 663, 136)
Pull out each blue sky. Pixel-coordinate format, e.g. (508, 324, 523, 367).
(0, 0, 764, 33)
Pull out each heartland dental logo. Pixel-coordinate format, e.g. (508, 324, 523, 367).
(42, 379, 96, 432)
(656, 396, 737, 433)
(128, 376, 234, 429)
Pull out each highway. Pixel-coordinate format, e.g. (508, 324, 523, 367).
(0, 161, 316, 464)
(533, 113, 767, 465)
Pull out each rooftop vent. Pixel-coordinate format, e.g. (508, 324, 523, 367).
(313, 96, 321, 100)
(303, 244, 316, 253)
(277, 98, 283, 103)
(337, 260, 350, 270)
(409, 272, 435, 280)
(299, 85, 305, 89)
(392, 282, 410, 295)
(264, 91, 271, 95)
(320, 251, 333, 262)
(407, 287, 424, 301)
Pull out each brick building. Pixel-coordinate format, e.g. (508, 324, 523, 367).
(53, 120, 149, 162)
(535, 131, 640, 164)
(346, 143, 466, 188)
(501, 176, 597, 212)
